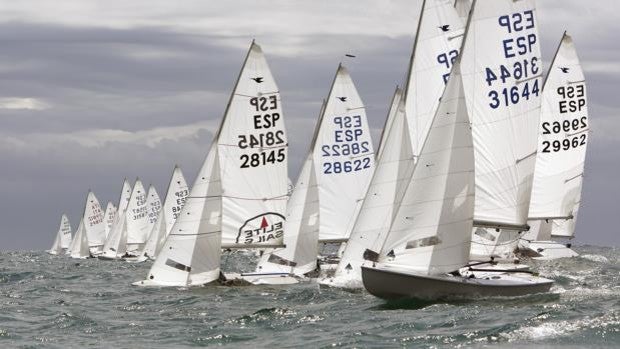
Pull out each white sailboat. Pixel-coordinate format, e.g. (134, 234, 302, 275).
(48, 214, 72, 255)
(100, 179, 147, 260)
(242, 64, 375, 285)
(135, 41, 289, 287)
(69, 219, 90, 259)
(129, 166, 189, 262)
(324, 0, 468, 288)
(125, 180, 152, 254)
(518, 32, 588, 259)
(103, 201, 117, 240)
(362, 0, 554, 300)
(82, 191, 106, 254)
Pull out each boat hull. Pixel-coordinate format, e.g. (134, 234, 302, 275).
(517, 240, 579, 260)
(361, 265, 553, 301)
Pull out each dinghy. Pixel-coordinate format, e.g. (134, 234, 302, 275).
(81, 191, 106, 255)
(362, 0, 553, 301)
(135, 41, 289, 287)
(100, 179, 148, 260)
(518, 33, 588, 260)
(48, 214, 72, 255)
(243, 64, 375, 285)
(68, 219, 90, 259)
(324, 0, 469, 288)
(127, 165, 189, 262)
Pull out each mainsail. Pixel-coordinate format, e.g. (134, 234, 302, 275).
(125, 179, 149, 251)
(141, 166, 189, 259)
(332, 0, 467, 285)
(255, 65, 374, 276)
(460, 0, 542, 229)
(103, 202, 117, 239)
(48, 214, 72, 255)
(141, 41, 288, 286)
(527, 32, 588, 240)
(100, 179, 135, 259)
(465, 0, 543, 259)
(83, 191, 106, 250)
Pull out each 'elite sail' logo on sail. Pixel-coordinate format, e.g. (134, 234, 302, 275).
(236, 212, 285, 245)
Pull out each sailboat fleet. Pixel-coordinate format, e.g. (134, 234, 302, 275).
(48, 0, 590, 301)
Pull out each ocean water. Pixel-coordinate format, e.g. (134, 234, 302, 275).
(0, 245, 618, 348)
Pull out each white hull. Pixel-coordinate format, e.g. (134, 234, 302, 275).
(224, 272, 299, 285)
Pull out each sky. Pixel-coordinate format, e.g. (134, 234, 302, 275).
(0, 0, 618, 250)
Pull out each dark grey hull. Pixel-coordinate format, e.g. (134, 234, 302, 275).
(361, 266, 553, 301)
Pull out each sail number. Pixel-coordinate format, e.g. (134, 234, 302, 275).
(238, 95, 286, 168)
(541, 135, 587, 153)
(485, 10, 539, 110)
(322, 115, 372, 174)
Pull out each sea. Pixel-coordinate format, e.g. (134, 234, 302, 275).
(0, 245, 618, 348)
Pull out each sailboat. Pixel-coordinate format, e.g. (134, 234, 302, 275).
(518, 33, 588, 260)
(362, 0, 554, 300)
(81, 191, 106, 254)
(48, 214, 72, 255)
(323, 0, 469, 288)
(68, 219, 90, 259)
(237, 64, 375, 285)
(67, 190, 103, 259)
(127, 165, 189, 262)
(135, 41, 289, 287)
(99, 179, 147, 260)
(103, 201, 117, 240)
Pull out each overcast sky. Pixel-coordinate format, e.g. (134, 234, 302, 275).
(0, 0, 618, 250)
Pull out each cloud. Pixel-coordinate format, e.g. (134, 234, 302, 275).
(0, 97, 49, 110)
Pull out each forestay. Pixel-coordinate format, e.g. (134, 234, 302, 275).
(528, 33, 588, 240)
(460, 0, 542, 228)
(378, 64, 475, 275)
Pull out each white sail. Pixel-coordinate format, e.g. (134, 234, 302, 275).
(379, 64, 475, 274)
(331, 0, 467, 285)
(118, 179, 133, 211)
(125, 179, 149, 251)
(48, 214, 72, 255)
(103, 202, 117, 239)
(144, 185, 162, 239)
(142, 41, 284, 286)
(404, 0, 468, 155)
(144, 145, 222, 286)
(70, 219, 90, 259)
(528, 33, 588, 240)
(142, 166, 189, 259)
(331, 90, 412, 284)
(255, 153, 320, 275)
(315, 65, 375, 242)
(218, 42, 288, 248)
(83, 191, 106, 250)
(460, 0, 542, 228)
